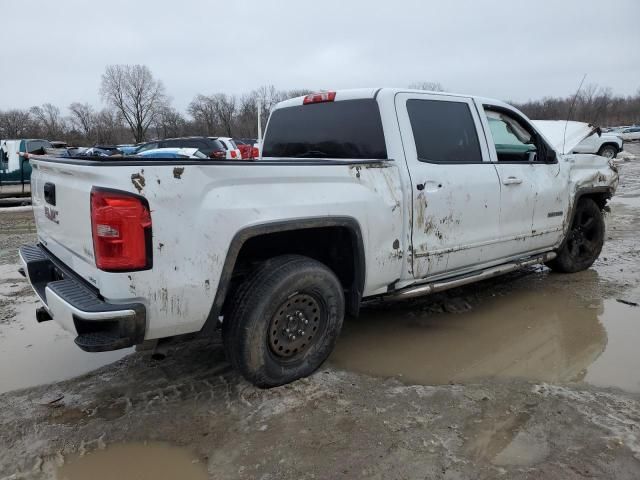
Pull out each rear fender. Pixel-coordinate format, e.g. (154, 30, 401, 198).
(201, 217, 365, 333)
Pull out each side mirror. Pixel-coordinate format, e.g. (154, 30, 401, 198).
(527, 151, 537, 163)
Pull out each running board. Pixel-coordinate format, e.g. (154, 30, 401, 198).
(384, 252, 557, 301)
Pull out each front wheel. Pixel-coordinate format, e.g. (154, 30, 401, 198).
(222, 255, 345, 388)
(546, 198, 605, 273)
(598, 145, 617, 159)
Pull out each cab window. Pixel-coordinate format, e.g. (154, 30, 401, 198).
(484, 110, 537, 162)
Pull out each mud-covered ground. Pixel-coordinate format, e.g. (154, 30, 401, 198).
(1, 147, 639, 479)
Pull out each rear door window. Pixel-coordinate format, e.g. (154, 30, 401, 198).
(162, 139, 182, 148)
(406, 99, 482, 163)
(262, 99, 387, 159)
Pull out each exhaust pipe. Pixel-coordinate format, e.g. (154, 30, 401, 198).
(36, 306, 52, 323)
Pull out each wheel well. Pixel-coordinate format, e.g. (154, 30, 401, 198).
(599, 142, 620, 152)
(221, 225, 364, 319)
(578, 191, 610, 211)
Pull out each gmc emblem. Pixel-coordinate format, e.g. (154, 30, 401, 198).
(44, 206, 59, 224)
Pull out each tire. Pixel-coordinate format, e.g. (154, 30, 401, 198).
(222, 255, 345, 388)
(546, 198, 605, 273)
(597, 144, 617, 159)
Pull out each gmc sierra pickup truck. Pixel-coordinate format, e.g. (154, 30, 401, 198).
(19, 88, 618, 387)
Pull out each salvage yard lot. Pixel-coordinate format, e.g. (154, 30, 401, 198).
(1, 145, 639, 479)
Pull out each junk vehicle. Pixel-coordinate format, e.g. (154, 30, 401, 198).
(1, 139, 51, 197)
(533, 120, 623, 159)
(19, 88, 618, 387)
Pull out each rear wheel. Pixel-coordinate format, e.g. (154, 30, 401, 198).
(222, 255, 344, 388)
(546, 198, 605, 273)
(598, 144, 617, 159)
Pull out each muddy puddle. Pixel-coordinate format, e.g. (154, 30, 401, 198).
(56, 442, 207, 480)
(0, 265, 131, 394)
(331, 283, 640, 392)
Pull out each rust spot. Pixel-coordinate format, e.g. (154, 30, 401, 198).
(205, 279, 210, 290)
(173, 167, 185, 179)
(158, 242, 164, 251)
(157, 178, 161, 185)
(131, 172, 145, 193)
(392, 239, 400, 250)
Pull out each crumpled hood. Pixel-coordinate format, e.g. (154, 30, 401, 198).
(532, 120, 598, 155)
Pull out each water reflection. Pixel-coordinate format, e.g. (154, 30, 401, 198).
(331, 275, 640, 391)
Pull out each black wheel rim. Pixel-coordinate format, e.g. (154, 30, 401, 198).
(567, 208, 600, 260)
(268, 293, 325, 360)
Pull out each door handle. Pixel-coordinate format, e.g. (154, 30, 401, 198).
(502, 176, 522, 185)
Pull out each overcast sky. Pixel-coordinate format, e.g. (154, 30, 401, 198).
(2, 0, 638, 113)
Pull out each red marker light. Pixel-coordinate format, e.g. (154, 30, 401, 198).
(303, 91, 336, 105)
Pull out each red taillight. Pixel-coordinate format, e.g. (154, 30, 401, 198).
(90, 188, 152, 271)
(303, 91, 336, 105)
(230, 150, 237, 158)
(251, 146, 259, 158)
(210, 150, 226, 159)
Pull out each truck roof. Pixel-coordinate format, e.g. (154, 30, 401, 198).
(275, 88, 515, 112)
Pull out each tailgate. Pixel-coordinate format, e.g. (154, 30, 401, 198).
(30, 158, 108, 285)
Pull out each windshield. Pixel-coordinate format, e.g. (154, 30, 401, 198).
(262, 99, 387, 159)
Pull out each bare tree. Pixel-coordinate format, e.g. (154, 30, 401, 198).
(153, 104, 186, 139)
(212, 93, 236, 137)
(408, 81, 445, 92)
(100, 65, 166, 143)
(95, 108, 127, 144)
(0, 109, 34, 138)
(68, 102, 96, 140)
(188, 94, 219, 135)
(513, 83, 640, 126)
(30, 103, 65, 138)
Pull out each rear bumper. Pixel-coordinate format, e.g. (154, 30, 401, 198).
(18, 244, 146, 352)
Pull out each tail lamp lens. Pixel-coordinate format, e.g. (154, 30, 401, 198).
(90, 188, 152, 271)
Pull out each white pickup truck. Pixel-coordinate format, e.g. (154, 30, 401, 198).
(533, 120, 624, 159)
(19, 88, 618, 387)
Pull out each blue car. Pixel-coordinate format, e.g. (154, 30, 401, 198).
(136, 148, 208, 159)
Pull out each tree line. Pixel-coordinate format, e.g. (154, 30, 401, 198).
(512, 84, 640, 128)
(0, 66, 638, 146)
(0, 65, 312, 146)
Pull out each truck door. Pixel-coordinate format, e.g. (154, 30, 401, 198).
(478, 103, 565, 256)
(394, 93, 502, 279)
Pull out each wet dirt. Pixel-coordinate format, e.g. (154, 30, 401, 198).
(332, 284, 640, 392)
(0, 294, 131, 394)
(56, 442, 207, 480)
(0, 210, 131, 394)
